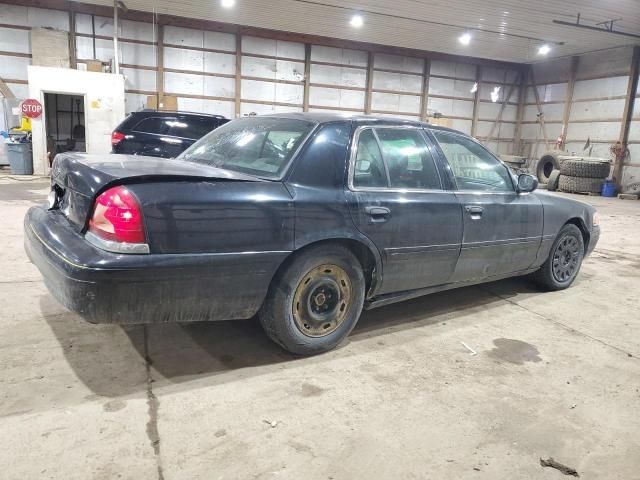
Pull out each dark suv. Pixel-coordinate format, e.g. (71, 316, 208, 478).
(111, 110, 229, 158)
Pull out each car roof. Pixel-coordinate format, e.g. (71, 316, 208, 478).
(254, 112, 462, 134)
(133, 109, 228, 119)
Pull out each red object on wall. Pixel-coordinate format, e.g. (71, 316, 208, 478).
(21, 99, 43, 119)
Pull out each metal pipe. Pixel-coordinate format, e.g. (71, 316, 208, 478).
(113, 0, 119, 75)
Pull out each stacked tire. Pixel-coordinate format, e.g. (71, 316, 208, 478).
(557, 159, 611, 194)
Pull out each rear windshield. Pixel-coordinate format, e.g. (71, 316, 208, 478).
(178, 117, 316, 179)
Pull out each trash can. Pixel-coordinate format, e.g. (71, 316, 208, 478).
(6, 143, 33, 175)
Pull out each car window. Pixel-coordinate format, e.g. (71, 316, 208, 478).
(353, 129, 387, 188)
(375, 128, 441, 190)
(168, 117, 217, 139)
(432, 131, 513, 192)
(179, 117, 315, 179)
(132, 117, 176, 135)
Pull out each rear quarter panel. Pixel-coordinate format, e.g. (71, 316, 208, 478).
(129, 181, 295, 254)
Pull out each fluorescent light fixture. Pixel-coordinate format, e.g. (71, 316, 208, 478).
(458, 32, 471, 45)
(350, 14, 364, 28)
(490, 86, 501, 103)
(470, 82, 478, 93)
(538, 44, 551, 55)
(221, 0, 235, 8)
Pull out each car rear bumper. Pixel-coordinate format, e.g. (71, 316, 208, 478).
(24, 205, 289, 324)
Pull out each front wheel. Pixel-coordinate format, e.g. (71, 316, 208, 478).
(531, 224, 584, 291)
(259, 244, 365, 355)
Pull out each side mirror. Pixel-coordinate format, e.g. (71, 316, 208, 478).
(517, 174, 538, 193)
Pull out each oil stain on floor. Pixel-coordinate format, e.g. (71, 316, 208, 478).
(488, 338, 542, 365)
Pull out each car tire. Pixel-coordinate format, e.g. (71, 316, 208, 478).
(558, 175, 603, 194)
(547, 169, 561, 191)
(531, 224, 584, 291)
(559, 159, 610, 179)
(259, 244, 365, 355)
(536, 152, 560, 183)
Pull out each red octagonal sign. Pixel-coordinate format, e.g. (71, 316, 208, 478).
(21, 99, 43, 119)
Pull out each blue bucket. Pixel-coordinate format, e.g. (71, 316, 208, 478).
(601, 181, 616, 197)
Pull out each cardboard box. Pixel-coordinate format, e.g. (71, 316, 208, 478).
(427, 116, 453, 128)
(146, 95, 178, 111)
(85, 60, 103, 72)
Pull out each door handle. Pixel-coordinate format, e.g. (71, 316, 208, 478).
(365, 206, 391, 222)
(465, 205, 484, 218)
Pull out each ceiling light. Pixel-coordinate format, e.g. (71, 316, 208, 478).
(538, 44, 551, 55)
(221, 0, 235, 8)
(470, 82, 478, 93)
(350, 14, 364, 28)
(458, 33, 471, 45)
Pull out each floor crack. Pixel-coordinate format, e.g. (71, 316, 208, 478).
(481, 286, 638, 360)
(143, 325, 165, 480)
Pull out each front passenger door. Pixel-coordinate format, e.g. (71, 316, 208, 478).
(430, 130, 543, 282)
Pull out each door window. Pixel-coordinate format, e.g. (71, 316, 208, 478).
(375, 129, 441, 190)
(353, 129, 387, 188)
(431, 131, 513, 192)
(170, 117, 217, 140)
(132, 117, 175, 135)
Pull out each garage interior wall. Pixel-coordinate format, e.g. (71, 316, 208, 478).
(0, 2, 638, 183)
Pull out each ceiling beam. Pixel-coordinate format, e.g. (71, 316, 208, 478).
(8, 0, 523, 69)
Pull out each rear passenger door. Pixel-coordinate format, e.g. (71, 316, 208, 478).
(346, 126, 463, 295)
(429, 130, 543, 282)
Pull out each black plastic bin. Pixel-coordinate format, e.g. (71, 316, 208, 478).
(6, 143, 33, 175)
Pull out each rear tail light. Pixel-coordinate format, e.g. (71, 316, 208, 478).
(111, 130, 125, 146)
(86, 186, 149, 254)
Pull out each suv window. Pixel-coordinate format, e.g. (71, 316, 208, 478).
(376, 129, 440, 190)
(432, 131, 513, 192)
(353, 129, 387, 188)
(132, 117, 175, 135)
(168, 117, 217, 140)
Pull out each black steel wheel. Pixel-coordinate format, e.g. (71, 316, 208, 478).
(259, 244, 365, 355)
(532, 224, 585, 291)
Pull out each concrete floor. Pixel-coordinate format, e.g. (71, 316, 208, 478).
(1, 177, 639, 480)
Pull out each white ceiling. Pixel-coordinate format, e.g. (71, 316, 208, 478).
(82, 0, 640, 63)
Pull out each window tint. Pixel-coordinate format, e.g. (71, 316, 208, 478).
(353, 129, 387, 188)
(432, 131, 513, 192)
(375, 129, 440, 190)
(179, 117, 315, 178)
(168, 117, 217, 139)
(133, 117, 175, 135)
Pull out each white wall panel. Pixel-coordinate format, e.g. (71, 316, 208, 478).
(477, 121, 515, 138)
(164, 26, 205, 48)
(526, 83, 568, 103)
(429, 77, 475, 99)
(204, 31, 236, 52)
(479, 84, 519, 103)
(309, 107, 360, 115)
(577, 47, 634, 79)
(0, 56, 30, 80)
(5, 82, 28, 99)
(310, 45, 367, 67)
(121, 68, 156, 92)
(374, 53, 423, 74)
(573, 76, 628, 100)
(430, 60, 476, 80)
(309, 86, 365, 110)
(524, 103, 564, 122)
(242, 56, 305, 82)
(566, 122, 620, 140)
(376, 112, 420, 121)
(0, 27, 30, 54)
(125, 92, 148, 113)
(427, 97, 473, 118)
(565, 141, 612, 158)
(120, 19, 154, 42)
(371, 92, 420, 114)
(164, 71, 204, 96)
(205, 76, 235, 98)
(180, 97, 235, 118)
(310, 64, 366, 88)
(241, 79, 303, 104)
(121, 42, 156, 67)
(482, 67, 518, 84)
(242, 36, 304, 60)
(373, 71, 422, 93)
(76, 36, 113, 62)
(570, 99, 626, 121)
(204, 52, 236, 75)
(478, 103, 517, 121)
(28, 7, 69, 30)
(449, 119, 472, 135)
(164, 46, 203, 71)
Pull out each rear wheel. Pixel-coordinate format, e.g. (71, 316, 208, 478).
(532, 224, 584, 291)
(259, 244, 365, 355)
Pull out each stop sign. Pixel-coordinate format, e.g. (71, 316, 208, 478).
(21, 99, 43, 119)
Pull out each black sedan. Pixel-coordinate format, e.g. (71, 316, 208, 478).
(25, 113, 600, 355)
